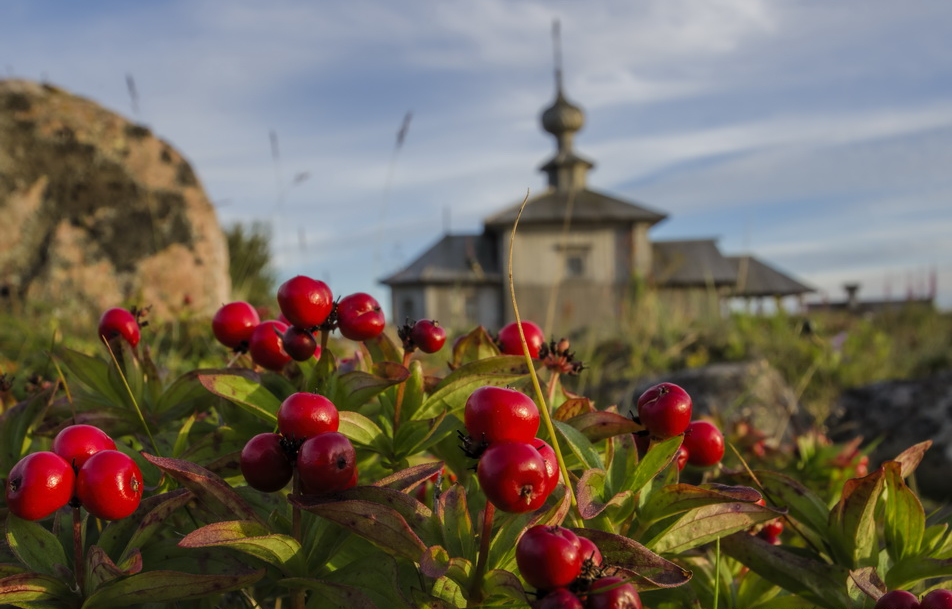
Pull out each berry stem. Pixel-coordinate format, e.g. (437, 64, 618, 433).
(392, 350, 413, 433)
(467, 500, 495, 605)
(72, 506, 85, 597)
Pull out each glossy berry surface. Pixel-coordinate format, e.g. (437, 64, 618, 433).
(578, 535, 603, 567)
(98, 308, 140, 347)
(337, 293, 386, 341)
(240, 433, 293, 492)
(52, 424, 116, 469)
(298, 432, 357, 494)
(683, 420, 725, 467)
(410, 319, 447, 354)
(5, 451, 75, 521)
(674, 444, 689, 471)
(477, 441, 549, 513)
(283, 326, 319, 361)
(277, 275, 333, 329)
(587, 576, 643, 609)
(534, 439, 560, 498)
(248, 320, 291, 371)
(537, 589, 584, 609)
(636, 382, 692, 440)
(212, 301, 260, 349)
(76, 450, 143, 520)
(874, 590, 921, 609)
(497, 320, 545, 358)
(277, 393, 340, 440)
(464, 386, 540, 444)
(921, 589, 952, 609)
(516, 525, 582, 590)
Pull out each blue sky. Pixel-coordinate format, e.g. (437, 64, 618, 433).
(3, 0, 951, 311)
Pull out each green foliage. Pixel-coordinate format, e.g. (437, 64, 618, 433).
(226, 221, 277, 308)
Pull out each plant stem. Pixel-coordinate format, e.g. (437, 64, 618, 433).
(467, 500, 495, 605)
(291, 470, 305, 609)
(545, 370, 560, 411)
(392, 350, 413, 433)
(73, 506, 85, 597)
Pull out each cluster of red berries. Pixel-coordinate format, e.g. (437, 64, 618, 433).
(634, 382, 725, 470)
(240, 392, 357, 494)
(5, 424, 143, 521)
(876, 589, 952, 609)
(517, 525, 641, 609)
(212, 275, 387, 371)
(98, 307, 145, 347)
(398, 319, 448, 354)
(462, 386, 558, 513)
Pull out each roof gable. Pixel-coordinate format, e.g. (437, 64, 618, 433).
(652, 239, 737, 287)
(379, 233, 500, 286)
(483, 187, 667, 230)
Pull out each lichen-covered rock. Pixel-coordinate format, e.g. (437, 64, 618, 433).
(0, 79, 230, 320)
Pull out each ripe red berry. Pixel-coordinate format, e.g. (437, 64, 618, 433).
(578, 535, 603, 567)
(636, 382, 692, 440)
(277, 276, 333, 329)
(477, 441, 550, 513)
(497, 321, 545, 358)
(410, 319, 447, 354)
(674, 444, 689, 471)
(337, 293, 386, 341)
(5, 452, 75, 521)
(464, 386, 540, 444)
(277, 393, 340, 440)
(587, 576, 643, 609)
(537, 588, 584, 609)
(240, 433, 294, 492)
(516, 525, 582, 590)
(248, 320, 291, 371)
(283, 326, 320, 361)
(76, 450, 143, 520)
(297, 432, 357, 494)
(98, 307, 140, 347)
(52, 424, 117, 469)
(762, 520, 784, 539)
(921, 589, 952, 609)
(535, 438, 560, 498)
(875, 590, 921, 609)
(212, 301, 260, 350)
(682, 420, 725, 467)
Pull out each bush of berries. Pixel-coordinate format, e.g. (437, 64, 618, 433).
(0, 274, 947, 609)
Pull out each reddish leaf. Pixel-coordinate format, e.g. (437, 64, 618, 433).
(892, 441, 932, 478)
(567, 411, 641, 442)
(81, 568, 266, 608)
(374, 461, 446, 492)
(572, 528, 692, 591)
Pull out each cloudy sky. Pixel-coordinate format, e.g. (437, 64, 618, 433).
(3, 0, 951, 311)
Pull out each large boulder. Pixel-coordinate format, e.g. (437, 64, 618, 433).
(0, 79, 230, 320)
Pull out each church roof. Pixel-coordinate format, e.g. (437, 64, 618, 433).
(727, 255, 815, 296)
(483, 187, 667, 230)
(652, 239, 737, 287)
(379, 233, 500, 286)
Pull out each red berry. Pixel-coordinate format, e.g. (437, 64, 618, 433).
(921, 589, 952, 609)
(410, 319, 447, 354)
(212, 301, 260, 350)
(578, 535, 603, 567)
(277, 393, 340, 440)
(277, 276, 333, 329)
(477, 441, 550, 513)
(76, 450, 143, 520)
(636, 382, 692, 440)
(675, 444, 689, 471)
(587, 576, 642, 609)
(337, 293, 386, 341)
(248, 320, 291, 371)
(240, 433, 293, 492)
(283, 326, 320, 361)
(535, 439, 560, 498)
(464, 386, 540, 444)
(682, 421, 725, 467)
(98, 308, 140, 347)
(497, 321, 545, 358)
(297, 432, 357, 494)
(875, 590, 921, 609)
(516, 525, 582, 590)
(52, 424, 117, 469)
(5, 452, 75, 521)
(537, 589, 584, 609)
(762, 520, 784, 538)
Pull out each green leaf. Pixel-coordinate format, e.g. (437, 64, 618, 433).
(339, 410, 389, 453)
(567, 411, 641, 443)
(335, 363, 409, 411)
(320, 553, 411, 609)
(828, 468, 885, 568)
(85, 545, 142, 594)
(0, 572, 74, 604)
(720, 531, 851, 609)
(436, 484, 475, 561)
(572, 528, 692, 591)
(178, 520, 305, 577)
(155, 368, 235, 417)
(646, 501, 777, 554)
(883, 461, 924, 563)
(628, 435, 682, 497)
(640, 483, 763, 525)
(483, 569, 530, 605)
(449, 325, 501, 369)
(415, 356, 531, 421)
(57, 347, 125, 407)
(420, 545, 451, 579)
(553, 419, 603, 470)
(279, 577, 380, 609)
(374, 462, 445, 492)
(141, 453, 265, 525)
(361, 331, 404, 366)
(393, 412, 451, 460)
(576, 469, 631, 520)
(733, 469, 831, 536)
(198, 372, 281, 423)
(886, 556, 952, 590)
(4, 515, 70, 578)
(79, 568, 265, 609)
(848, 567, 885, 606)
(0, 389, 54, 474)
(400, 360, 426, 422)
(97, 488, 194, 562)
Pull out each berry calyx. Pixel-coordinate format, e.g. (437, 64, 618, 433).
(277, 275, 333, 329)
(297, 432, 357, 494)
(635, 382, 692, 440)
(52, 424, 117, 469)
(476, 441, 549, 513)
(497, 320, 545, 358)
(98, 307, 141, 347)
(682, 420, 725, 467)
(248, 320, 291, 371)
(409, 319, 447, 354)
(516, 525, 582, 590)
(212, 301, 260, 350)
(874, 590, 921, 609)
(277, 393, 340, 440)
(76, 450, 144, 520)
(464, 386, 540, 445)
(240, 433, 294, 492)
(337, 293, 386, 341)
(5, 451, 75, 521)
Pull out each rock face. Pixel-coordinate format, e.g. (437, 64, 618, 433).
(0, 79, 230, 320)
(829, 372, 952, 501)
